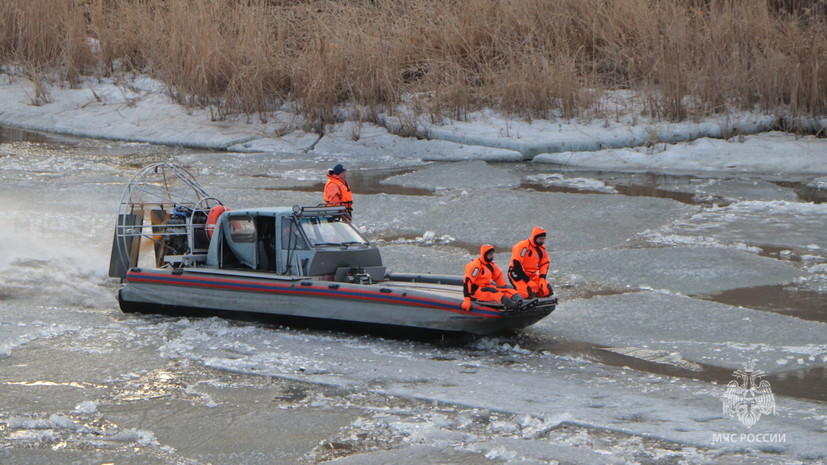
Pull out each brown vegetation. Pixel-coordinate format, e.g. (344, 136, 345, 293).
(1, 0, 825, 126)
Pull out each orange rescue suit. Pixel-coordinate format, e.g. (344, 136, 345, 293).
(508, 227, 552, 298)
(324, 173, 353, 215)
(462, 245, 520, 310)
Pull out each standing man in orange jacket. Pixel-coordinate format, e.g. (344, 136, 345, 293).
(508, 227, 553, 298)
(462, 244, 523, 311)
(324, 164, 353, 219)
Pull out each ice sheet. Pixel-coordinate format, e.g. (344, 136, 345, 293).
(153, 317, 827, 459)
(101, 394, 360, 465)
(173, 152, 325, 187)
(381, 160, 521, 190)
(540, 291, 827, 373)
(659, 178, 800, 203)
(378, 244, 469, 276)
(525, 173, 619, 194)
(359, 189, 695, 252)
(650, 200, 827, 252)
(323, 446, 500, 465)
(555, 246, 803, 295)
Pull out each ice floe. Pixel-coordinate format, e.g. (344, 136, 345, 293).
(540, 291, 827, 373)
(554, 246, 802, 295)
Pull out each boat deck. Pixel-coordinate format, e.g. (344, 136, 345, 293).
(380, 280, 464, 299)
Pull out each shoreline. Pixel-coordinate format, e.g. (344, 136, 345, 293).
(1, 74, 826, 176)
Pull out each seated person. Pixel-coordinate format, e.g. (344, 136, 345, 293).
(508, 227, 553, 298)
(462, 244, 523, 311)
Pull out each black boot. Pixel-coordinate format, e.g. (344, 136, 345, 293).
(501, 295, 522, 311)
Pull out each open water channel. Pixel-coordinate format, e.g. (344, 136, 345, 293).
(1, 126, 826, 464)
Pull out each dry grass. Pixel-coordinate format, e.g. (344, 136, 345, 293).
(2, 0, 826, 127)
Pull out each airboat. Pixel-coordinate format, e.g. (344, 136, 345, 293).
(108, 163, 556, 335)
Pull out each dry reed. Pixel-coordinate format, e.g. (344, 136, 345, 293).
(1, 0, 825, 127)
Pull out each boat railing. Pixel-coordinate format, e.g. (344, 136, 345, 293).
(292, 204, 348, 218)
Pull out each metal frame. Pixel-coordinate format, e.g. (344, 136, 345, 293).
(113, 163, 222, 272)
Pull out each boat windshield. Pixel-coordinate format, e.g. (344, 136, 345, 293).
(299, 217, 368, 247)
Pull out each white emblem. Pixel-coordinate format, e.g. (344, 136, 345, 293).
(721, 360, 776, 429)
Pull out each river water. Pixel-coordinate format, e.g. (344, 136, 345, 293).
(1, 126, 826, 464)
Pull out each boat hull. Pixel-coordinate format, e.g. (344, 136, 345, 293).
(119, 268, 555, 335)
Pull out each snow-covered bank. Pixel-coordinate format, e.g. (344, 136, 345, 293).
(1, 74, 825, 175)
(535, 133, 827, 176)
(0, 75, 264, 150)
(428, 114, 781, 157)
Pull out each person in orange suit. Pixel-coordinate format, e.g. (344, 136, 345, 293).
(508, 227, 553, 298)
(324, 164, 353, 219)
(462, 244, 523, 311)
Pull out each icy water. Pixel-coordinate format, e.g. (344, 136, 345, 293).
(1, 127, 826, 464)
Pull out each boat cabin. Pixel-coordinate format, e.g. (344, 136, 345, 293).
(204, 205, 385, 283)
